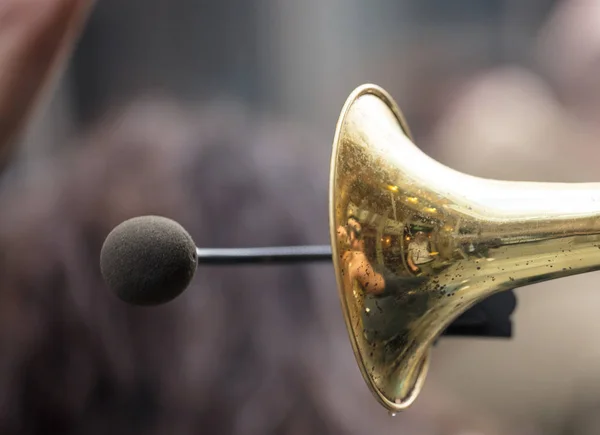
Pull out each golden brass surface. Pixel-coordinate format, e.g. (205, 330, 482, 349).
(329, 84, 600, 413)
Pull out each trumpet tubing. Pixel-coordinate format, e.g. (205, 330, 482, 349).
(329, 84, 600, 413)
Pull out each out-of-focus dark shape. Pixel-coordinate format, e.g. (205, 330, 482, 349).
(0, 0, 92, 169)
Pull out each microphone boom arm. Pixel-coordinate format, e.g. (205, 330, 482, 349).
(196, 245, 333, 265)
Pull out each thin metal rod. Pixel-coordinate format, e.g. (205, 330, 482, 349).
(195, 245, 333, 265)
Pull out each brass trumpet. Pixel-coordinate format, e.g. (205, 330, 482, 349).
(330, 84, 600, 413)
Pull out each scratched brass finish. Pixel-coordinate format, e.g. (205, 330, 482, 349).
(329, 84, 600, 413)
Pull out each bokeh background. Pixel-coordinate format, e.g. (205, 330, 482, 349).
(4, 0, 600, 434)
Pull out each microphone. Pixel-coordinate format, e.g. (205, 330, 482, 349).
(100, 215, 331, 306)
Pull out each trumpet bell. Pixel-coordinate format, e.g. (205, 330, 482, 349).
(329, 84, 600, 413)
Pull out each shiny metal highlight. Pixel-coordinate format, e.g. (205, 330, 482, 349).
(329, 84, 600, 413)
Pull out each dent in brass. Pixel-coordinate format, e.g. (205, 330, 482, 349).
(329, 84, 600, 413)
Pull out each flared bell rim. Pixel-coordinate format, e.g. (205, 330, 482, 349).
(328, 84, 430, 412)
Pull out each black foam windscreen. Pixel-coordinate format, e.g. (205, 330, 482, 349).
(100, 216, 197, 306)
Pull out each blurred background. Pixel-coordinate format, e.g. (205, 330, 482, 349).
(4, 0, 600, 434)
